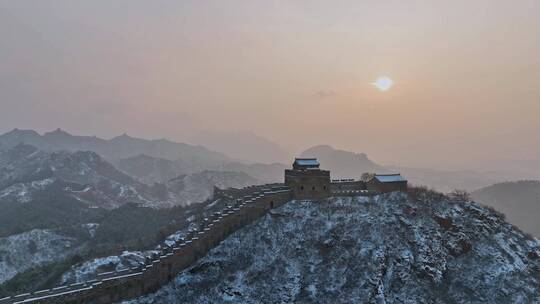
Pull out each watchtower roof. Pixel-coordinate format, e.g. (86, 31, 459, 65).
(293, 158, 320, 169)
(373, 174, 406, 183)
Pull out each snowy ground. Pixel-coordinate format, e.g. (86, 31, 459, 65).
(0, 178, 55, 203)
(124, 193, 540, 304)
(0, 229, 79, 283)
(59, 202, 203, 284)
(60, 250, 157, 284)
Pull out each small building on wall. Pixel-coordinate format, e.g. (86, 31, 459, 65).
(366, 174, 408, 193)
(285, 158, 331, 200)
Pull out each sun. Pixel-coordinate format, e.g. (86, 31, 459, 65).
(373, 76, 394, 91)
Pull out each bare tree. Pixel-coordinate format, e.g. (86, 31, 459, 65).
(449, 189, 471, 202)
(361, 172, 375, 182)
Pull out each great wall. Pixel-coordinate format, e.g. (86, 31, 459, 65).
(0, 158, 407, 304)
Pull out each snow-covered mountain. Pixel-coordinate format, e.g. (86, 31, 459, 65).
(0, 229, 81, 284)
(126, 192, 539, 303)
(0, 143, 162, 208)
(116, 154, 185, 184)
(0, 144, 258, 210)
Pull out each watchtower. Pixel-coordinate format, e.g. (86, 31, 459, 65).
(284, 158, 331, 200)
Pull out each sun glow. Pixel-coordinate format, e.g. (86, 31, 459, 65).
(373, 76, 394, 91)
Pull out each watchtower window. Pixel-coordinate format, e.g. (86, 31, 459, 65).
(312, 186, 316, 191)
(300, 186, 304, 191)
(323, 186, 327, 190)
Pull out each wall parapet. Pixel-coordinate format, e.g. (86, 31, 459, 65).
(284, 169, 330, 177)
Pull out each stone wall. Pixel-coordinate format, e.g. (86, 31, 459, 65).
(284, 169, 331, 200)
(330, 179, 375, 197)
(366, 179, 408, 193)
(213, 183, 284, 201)
(0, 185, 292, 304)
(330, 180, 366, 191)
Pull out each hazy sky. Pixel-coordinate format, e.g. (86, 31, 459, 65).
(1, 1, 539, 170)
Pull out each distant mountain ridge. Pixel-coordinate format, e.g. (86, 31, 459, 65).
(116, 154, 185, 184)
(189, 131, 290, 164)
(300, 145, 533, 193)
(388, 166, 504, 192)
(2, 129, 529, 194)
(0, 129, 228, 165)
(472, 180, 540, 237)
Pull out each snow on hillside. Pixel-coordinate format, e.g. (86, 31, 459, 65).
(60, 251, 156, 285)
(125, 193, 540, 303)
(58, 222, 200, 285)
(0, 144, 159, 208)
(0, 144, 262, 210)
(0, 178, 55, 203)
(58, 199, 228, 285)
(0, 229, 79, 283)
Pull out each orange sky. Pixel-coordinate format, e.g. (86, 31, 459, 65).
(1, 1, 539, 170)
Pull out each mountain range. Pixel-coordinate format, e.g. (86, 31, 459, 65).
(2, 128, 538, 237)
(0, 142, 261, 209)
(189, 131, 290, 164)
(0, 143, 156, 209)
(2, 129, 528, 191)
(0, 128, 228, 166)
